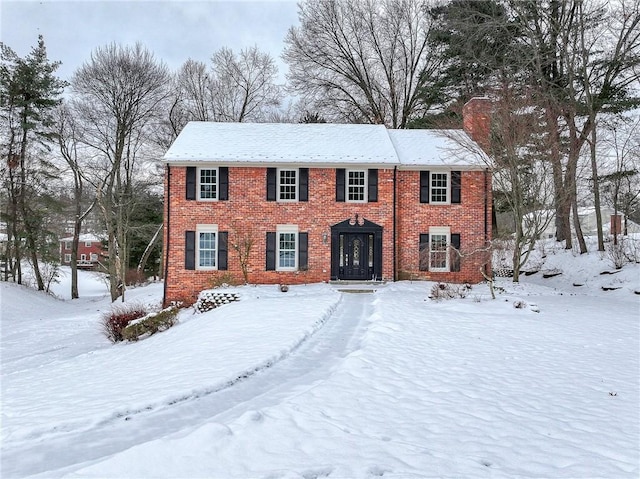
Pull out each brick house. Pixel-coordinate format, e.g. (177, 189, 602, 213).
(59, 233, 105, 269)
(162, 98, 492, 305)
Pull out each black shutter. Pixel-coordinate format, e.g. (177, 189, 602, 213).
(298, 232, 308, 270)
(185, 231, 196, 270)
(299, 168, 309, 202)
(451, 233, 461, 272)
(336, 168, 345, 202)
(266, 168, 276, 201)
(451, 171, 461, 204)
(419, 233, 429, 271)
(266, 232, 276, 270)
(368, 169, 378, 202)
(186, 167, 196, 200)
(420, 171, 430, 203)
(218, 231, 228, 270)
(219, 167, 229, 201)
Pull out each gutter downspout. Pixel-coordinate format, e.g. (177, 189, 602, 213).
(393, 166, 397, 281)
(162, 165, 171, 307)
(484, 168, 489, 277)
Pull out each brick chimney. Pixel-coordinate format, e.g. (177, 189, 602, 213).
(463, 97, 491, 153)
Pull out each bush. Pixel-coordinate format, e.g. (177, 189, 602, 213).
(101, 303, 147, 343)
(429, 282, 471, 301)
(121, 306, 179, 341)
(209, 272, 241, 289)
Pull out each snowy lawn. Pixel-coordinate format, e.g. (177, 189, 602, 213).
(1, 252, 639, 478)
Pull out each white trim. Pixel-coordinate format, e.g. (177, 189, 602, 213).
(430, 171, 450, 204)
(277, 168, 298, 202)
(64, 254, 71, 263)
(196, 224, 218, 270)
(197, 167, 219, 201)
(346, 169, 367, 203)
(429, 226, 450, 272)
(276, 224, 298, 271)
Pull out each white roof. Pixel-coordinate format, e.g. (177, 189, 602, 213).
(163, 122, 488, 168)
(60, 233, 103, 243)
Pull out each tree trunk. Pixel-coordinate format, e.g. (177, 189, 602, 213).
(589, 122, 605, 251)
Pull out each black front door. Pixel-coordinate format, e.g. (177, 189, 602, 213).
(341, 233, 370, 280)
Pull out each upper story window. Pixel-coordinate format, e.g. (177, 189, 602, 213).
(347, 170, 367, 202)
(198, 168, 218, 200)
(420, 170, 461, 204)
(278, 169, 297, 201)
(64, 241, 71, 250)
(197, 224, 218, 270)
(430, 172, 449, 204)
(85, 241, 92, 247)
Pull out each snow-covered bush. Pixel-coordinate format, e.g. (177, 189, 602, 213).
(194, 291, 240, 313)
(121, 306, 179, 341)
(101, 303, 147, 343)
(429, 282, 470, 301)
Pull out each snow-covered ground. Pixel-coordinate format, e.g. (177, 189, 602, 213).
(1, 246, 639, 478)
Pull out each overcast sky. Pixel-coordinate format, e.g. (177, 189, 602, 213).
(1, 0, 299, 82)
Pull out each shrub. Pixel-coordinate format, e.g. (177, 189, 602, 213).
(209, 272, 241, 289)
(101, 303, 147, 343)
(121, 306, 179, 341)
(429, 282, 470, 301)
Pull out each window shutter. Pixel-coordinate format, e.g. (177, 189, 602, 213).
(299, 168, 309, 202)
(451, 171, 461, 204)
(419, 233, 429, 271)
(186, 167, 196, 200)
(266, 168, 276, 201)
(218, 231, 228, 270)
(336, 168, 345, 202)
(266, 232, 276, 270)
(420, 171, 430, 203)
(185, 231, 196, 270)
(219, 167, 229, 201)
(368, 169, 378, 202)
(451, 233, 461, 272)
(298, 232, 308, 270)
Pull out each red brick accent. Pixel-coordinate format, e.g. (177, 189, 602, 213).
(163, 166, 492, 305)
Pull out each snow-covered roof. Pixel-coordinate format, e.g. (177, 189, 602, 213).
(163, 122, 488, 169)
(59, 233, 103, 243)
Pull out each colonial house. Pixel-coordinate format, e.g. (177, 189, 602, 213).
(59, 233, 105, 269)
(162, 98, 492, 305)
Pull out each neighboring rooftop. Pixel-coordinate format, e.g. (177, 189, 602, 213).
(163, 122, 488, 168)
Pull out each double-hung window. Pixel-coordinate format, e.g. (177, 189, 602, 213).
(347, 170, 367, 202)
(431, 172, 449, 204)
(278, 169, 297, 201)
(64, 254, 71, 263)
(197, 224, 218, 270)
(429, 227, 450, 272)
(277, 225, 298, 271)
(198, 168, 218, 200)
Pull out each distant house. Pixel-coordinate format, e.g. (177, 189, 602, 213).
(59, 233, 105, 269)
(162, 98, 493, 305)
(536, 207, 640, 240)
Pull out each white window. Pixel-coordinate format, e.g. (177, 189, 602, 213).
(277, 225, 298, 271)
(64, 254, 71, 263)
(64, 241, 71, 250)
(431, 172, 450, 204)
(80, 254, 87, 262)
(278, 169, 297, 201)
(196, 224, 218, 270)
(429, 227, 450, 272)
(85, 241, 92, 247)
(347, 169, 366, 202)
(198, 168, 218, 200)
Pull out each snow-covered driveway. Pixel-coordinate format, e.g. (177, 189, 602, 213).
(1, 288, 375, 477)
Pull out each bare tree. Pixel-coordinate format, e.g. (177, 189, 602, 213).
(211, 46, 282, 122)
(283, 0, 443, 128)
(71, 43, 170, 301)
(53, 102, 97, 299)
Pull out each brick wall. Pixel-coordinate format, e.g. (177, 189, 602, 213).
(164, 166, 491, 305)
